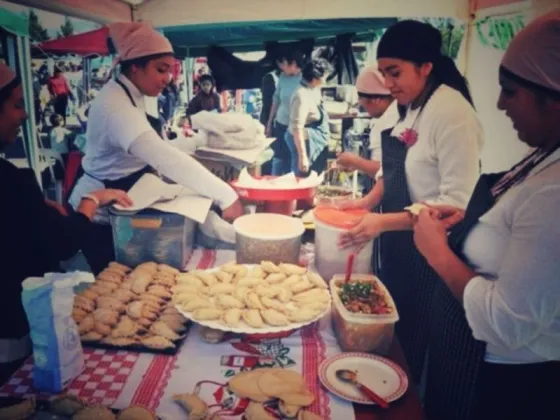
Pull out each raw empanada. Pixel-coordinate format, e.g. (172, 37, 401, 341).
(261, 297, 288, 313)
(192, 307, 223, 321)
(74, 295, 95, 313)
(140, 335, 175, 350)
(277, 287, 292, 303)
(244, 292, 264, 310)
(261, 309, 289, 326)
(157, 263, 180, 275)
(50, 395, 85, 417)
(215, 271, 233, 283)
(208, 283, 235, 296)
(109, 261, 132, 273)
(281, 274, 302, 288)
(174, 284, 202, 295)
(93, 308, 119, 326)
(150, 321, 182, 341)
(279, 263, 307, 275)
(233, 266, 249, 282)
(80, 331, 104, 342)
(192, 271, 218, 286)
(95, 280, 119, 291)
(266, 273, 287, 284)
(96, 296, 126, 313)
(299, 301, 329, 312)
(242, 309, 264, 329)
(236, 277, 261, 287)
(0, 397, 35, 420)
(220, 262, 244, 274)
(292, 288, 330, 303)
(288, 308, 321, 323)
(72, 405, 116, 420)
(217, 294, 244, 309)
(291, 280, 313, 294)
(173, 393, 207, 420)
(176, 274, 204, 287)
(261, 260, 281, 273)
(174, 292, 200, 305)
(77, 316, 94, 334)
(101, 336, 137, 347)
(250, 266, 266, 279)
(234, 286, 249, 302)
(117, 406, 156, 420)
(255, 284, 282, 298)
(306, 272, 328, 289)
(222, 308, 242, 327)
(180, 297, 212, 312)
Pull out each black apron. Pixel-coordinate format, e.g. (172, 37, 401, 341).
(378, 127, 440, 384)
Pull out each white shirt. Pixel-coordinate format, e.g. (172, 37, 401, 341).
(463, 149, 560, 364)
(368, 100, 400, 162)
(376, 85, 483, 208)
(70, 75, 237, 222)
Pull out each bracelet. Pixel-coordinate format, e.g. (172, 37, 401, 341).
(82, 193, 100, 206)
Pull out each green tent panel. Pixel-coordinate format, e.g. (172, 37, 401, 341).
(161, 17, 397, 58)
(0, 7, 29, 37)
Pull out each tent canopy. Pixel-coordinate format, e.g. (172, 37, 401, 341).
(33, 27, 110, 56)
(0, 6, 29, 37)
(163, 18, 397, 58)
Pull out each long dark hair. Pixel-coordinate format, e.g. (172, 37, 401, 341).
(377, 20, 474, 108)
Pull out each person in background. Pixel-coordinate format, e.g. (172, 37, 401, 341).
(48, 114, 70, 166)
(0, 62, 132, 384)
(265, 50, 305, 175)
(412, 11, 560, 420)
(159, 79, 179, 127)
(70, 22, 243, 274)
(339, 20, 483, 384)
(259, 68, 280, 175)
(48, 68, 73, 125)
(336, 66, 401, 181)
(186, 74, 221, 118)
(285, 58, 331, 176)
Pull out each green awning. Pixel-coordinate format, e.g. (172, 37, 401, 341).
(161, 18, 396, 57)
(0, 7, 29, 37)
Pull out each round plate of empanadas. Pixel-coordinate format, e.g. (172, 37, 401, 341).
(174, 261, 331, 334)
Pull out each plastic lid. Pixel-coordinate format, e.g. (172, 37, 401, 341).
(313, 206, 368, 229)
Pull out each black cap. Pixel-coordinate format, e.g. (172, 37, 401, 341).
(377, 20, 443, 63)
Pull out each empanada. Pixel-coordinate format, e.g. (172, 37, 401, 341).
(233, 266, 249, 282)
(299, 301, 329, 312)
(150, 321, 182, 340)
(103, 266, 128, 278)
(277, 288, 292, 303)
(176, 274, 204, 287)
(72, 307, 88, 323)
(78, 288, 98, 301)
(250, 267, 266, 279)
(244, 292, 264, 310)
(217, 294, 244, 309)
(277, 390, 315, 406)
(261, 309, 289, 326)
(74, 295, 95, 313)
(192, 271, 218, 286)
(242, 309, 264, 329)
(208, 283, 235, 296)
(306, 272, 328, 289)
(278, 401, 302, 418)
(162, 306, 182, 317)
(222, 308, 242, 327)
(96, 296, 126, 313)
(192, 307, 223, 321)
(78, 316, 94, 334)
(174, 292, 200, 306)
(146, 285, 172, 300)
(292, 289, 330, 303)
(152, 276, 175, 288)
(173, 393, 207, 420)
(220, 263, 245, 274)
(266, 273, 287, 284)
(117, 406, 156, 420)
(228, 370, 269, 401)
(112, 289, 135, 303)
(95, 280, 119, 291)
(111, 316, 141, 338)
(180, 297, 212, 312)
(215, 271, 233, 283)
(236, 277, 261, 287)
(157, 263, 180, 275)
(89, 284, 113, 296)
(174, 284, 202, 296)
(288, 308, 321, 323)
(244, 402, 276, 420)
(281, 274, 302, 288)
(298, 410, 323, 420)
(261, 260, 281, 273)
(136, 261, 158, 273)
(255, 284, 282, 298)
(93, 308, 119, 326)
(279, 263, 307, 275)
(140, 335, 175, 350)
(72, 405, 116, 420)
(80, 331, 103, 342)
(94, 321, 112, 336)
(109, 261, 132, 273)
(131, 272, 153, 294)
(97, 271, 123, 284)
(291, 280, 313, 294)
(261, 297, 288, 313)
(234, 286, 249, 302)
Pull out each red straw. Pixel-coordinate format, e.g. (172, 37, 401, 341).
(345, 253, 355, 283)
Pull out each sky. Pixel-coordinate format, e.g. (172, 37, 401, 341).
(0, 0, 100, 37)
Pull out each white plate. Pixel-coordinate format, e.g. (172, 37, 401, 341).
(319, 352, 408, 405)
(175, 265, 331, 335)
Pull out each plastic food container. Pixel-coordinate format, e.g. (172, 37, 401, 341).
(234, 213, 305, 264)
(313, 206, 373, 281)
(330, 274, 399, 355)
(110, 208, 196, 269)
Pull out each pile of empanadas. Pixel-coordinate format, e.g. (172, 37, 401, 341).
(72, 261, 189, 352)
(0, 395, 158, 420)
(174, 261, 331, 331)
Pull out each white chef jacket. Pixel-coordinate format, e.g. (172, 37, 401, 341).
(368, 100, 400, 162)
(463, 148, 560, 364)
(70, 75, 237, 222)
(376, 85, 483, 208)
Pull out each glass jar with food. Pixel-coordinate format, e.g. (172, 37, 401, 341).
(330, 274, 399, 355)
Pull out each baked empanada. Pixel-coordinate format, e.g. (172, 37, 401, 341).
(261, 309, 289, 326)
(159, 315, 188, 333)
(278, 401, 302, 418)
(208, 283, 235, 296)
(192, 307, 223, 321)
(50, 395, 85, 416)
(242, 309, 264, 328)
(103, 266, 128, 278)
(80, 331, 103, 342)
(152, 276, 175, 288)
(78, 316, 94, 334)
(72, 307, 88, 323)
(89, 284, 113, 296)
(72, 405, 116, 420)
(146, 285, 172, 300)
(162, 306, 182, 317)
(217, 294, 244, 309)
(157, 263, 180, 275)
(94, 321, 112, 336)
(228, 370, 269, 401)
(173, 393, 207, 420)
(222, 308, 242, 327)
(111, 316, 141, 338)
(244, 292, 264, 310)
(109, 261, 132, 273)
(95, 280, 119, 291)
(117, 406, 156, 420)
(136, 261, 158, 273)
(131, 272, 153, 294)
(112, 289, 135, 303)
(78, 288, 98, 301)
(93, 308, 119, 326)
(96, 296, 126, 313)
(74, 295, 95, 312)
(140, 335, 175, 350)
(0, 397, 35, 420)
(97, 270, 123, 284)
(277, 390, 315, 407)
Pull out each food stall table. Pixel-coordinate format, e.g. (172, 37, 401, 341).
(0, 249, 425, 420)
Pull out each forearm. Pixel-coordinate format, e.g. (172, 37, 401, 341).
(363, 178, 384, 208)
(379, 212, 414, 232)
(353, 158, 380, 177)
(76, 198, 99, 220)
(426, 245, 477, 301)
(267, 103, 278, 128)
(293, 129, 306, 157)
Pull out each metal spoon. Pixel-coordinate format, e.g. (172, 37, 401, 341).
(335, 369, 390, 408)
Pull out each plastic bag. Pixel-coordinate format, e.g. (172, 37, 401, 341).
(21, 272, 94, 392)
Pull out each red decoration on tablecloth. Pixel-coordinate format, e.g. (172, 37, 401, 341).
(302, 322, 331, 418)
(0, 349, 139, 406)
(398, 128, 419, 147)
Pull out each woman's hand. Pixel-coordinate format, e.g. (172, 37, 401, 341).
(424, 203, 465, 229)
(413, 209, 450, 264)
(338, 213, 384, 249)
(45, 199, 68, 216)
(336, 197, 369, 210)
(265, 124, 272, 138)
(222, 199, 244, 222)
(90, 189, 133, 207)
(336, 152, 359, 172)
(298, 154, 310, 174)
